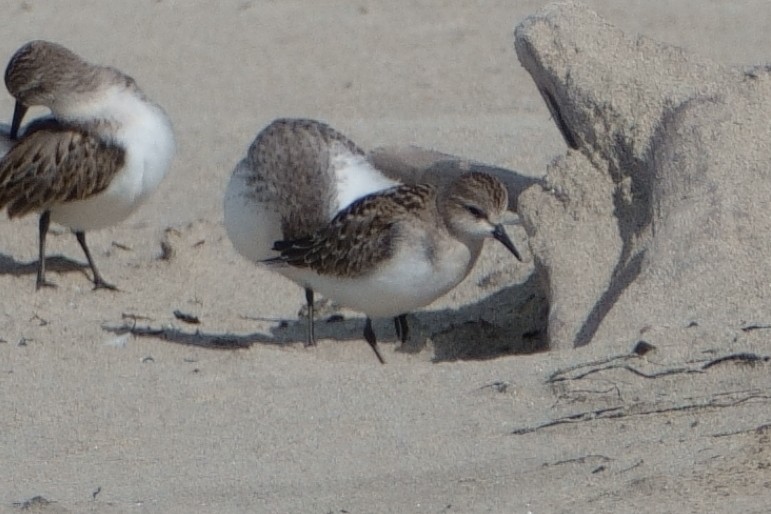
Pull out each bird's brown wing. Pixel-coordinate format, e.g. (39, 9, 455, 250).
(0, 122, 125, 217)
(267, 183, 436, 278)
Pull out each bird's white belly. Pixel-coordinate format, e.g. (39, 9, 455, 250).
(293, 242, 476, 318)
(51, 170, 142, 230)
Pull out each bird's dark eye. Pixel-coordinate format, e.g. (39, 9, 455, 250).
(465, 205, 486, 219)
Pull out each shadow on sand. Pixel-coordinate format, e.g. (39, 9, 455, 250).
(0, 253, 90, 280)
(102, 273, 549, 362)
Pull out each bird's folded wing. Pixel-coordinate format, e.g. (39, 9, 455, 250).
(266, 184, 434, 278)
(0, 124, 125, 217)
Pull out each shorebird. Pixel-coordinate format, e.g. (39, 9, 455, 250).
(224, 118, 398, 346)
(266, 171, 522, 363)
(0, 40, 175, 289)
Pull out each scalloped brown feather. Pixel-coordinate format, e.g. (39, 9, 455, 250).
(271, 183, 436, 277)
(0, 122, 125, 218)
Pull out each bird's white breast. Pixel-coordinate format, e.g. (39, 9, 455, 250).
(223, 159, 284, 262)
(50, 88, 175, 231)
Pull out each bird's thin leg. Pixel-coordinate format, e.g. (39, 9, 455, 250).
(75, 231, 117, 290)
(36, 210, 56, 289)
(305, 287, 316, 346)
(363, 318, 386, 365)
(394, 314, 409, 343)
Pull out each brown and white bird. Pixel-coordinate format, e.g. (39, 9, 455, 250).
(266, 171, 521, 363)
(224, 118, 398, 347)
(225, 118, 521, 363)
(0, 40, 175, 289)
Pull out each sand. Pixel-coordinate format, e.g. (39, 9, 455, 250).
(1, 1, 770, 512)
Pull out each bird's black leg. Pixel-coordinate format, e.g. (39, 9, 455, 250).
(394, 314, 409, 343)
(305, 287, 316, 346)
(363, 318, 386, 364)
(75, 231, 117, 290)
(35, 210, 56, 290)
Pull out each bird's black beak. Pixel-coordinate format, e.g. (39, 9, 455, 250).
(492, 224, 522, 262)
(10, 100, 28, 140)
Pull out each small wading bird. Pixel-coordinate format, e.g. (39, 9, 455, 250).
(266, 170, 522, 364)
(224, 118, 521, 363)
(0, 40, 175, 289)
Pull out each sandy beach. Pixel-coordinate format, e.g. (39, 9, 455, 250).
(2, 1, 770, 512)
